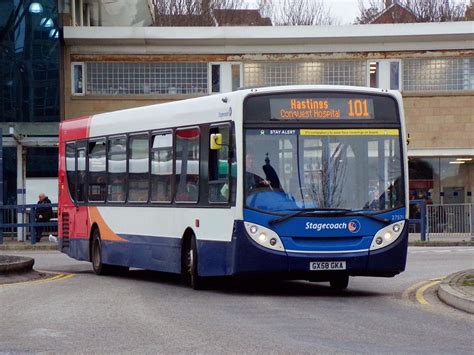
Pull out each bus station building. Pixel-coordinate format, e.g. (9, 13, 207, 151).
(62, 22, 473, 207)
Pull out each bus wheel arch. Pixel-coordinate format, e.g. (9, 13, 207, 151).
(90, 224, 127, 275)
(181, 228, 204, 290)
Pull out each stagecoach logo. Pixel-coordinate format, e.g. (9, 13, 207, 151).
(348, 219, 361, 233)
(218, 107, 232, 118)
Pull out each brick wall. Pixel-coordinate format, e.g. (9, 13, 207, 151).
(403, 94, 474, 149)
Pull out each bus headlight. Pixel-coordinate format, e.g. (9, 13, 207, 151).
(370, 221, 406, 251)
(244, 222, 285, 252)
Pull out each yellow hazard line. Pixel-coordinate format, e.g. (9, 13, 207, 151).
(0, 272, 74, 289)
(415, 280, 442, 305)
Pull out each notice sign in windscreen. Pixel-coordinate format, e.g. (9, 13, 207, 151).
(270, 98, 375, 120)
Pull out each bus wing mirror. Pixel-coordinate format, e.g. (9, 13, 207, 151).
(210, 133, 223, 150)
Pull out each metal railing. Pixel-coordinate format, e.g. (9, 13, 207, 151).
(0, 204, 58, 245)
(426, 203, 473, 240)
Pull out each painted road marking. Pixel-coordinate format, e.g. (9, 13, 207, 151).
(415, 280, 443, 305)
(402, 276, 446, 305)
(0, 273, 74, 289)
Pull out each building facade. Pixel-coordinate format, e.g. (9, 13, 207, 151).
(61, 22, 474, 207)
(0, 0, 61, 206)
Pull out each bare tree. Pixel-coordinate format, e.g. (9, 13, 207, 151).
(261, 0, 340, 26)
(305, 144, 347, 209)
(355, 0, 467, 24)
(152, 0, 247, 26)
(410, 0, 466, 22)
(466, 0, 474, 20)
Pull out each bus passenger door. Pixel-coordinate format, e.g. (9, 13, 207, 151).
(74, 141, 89, 245)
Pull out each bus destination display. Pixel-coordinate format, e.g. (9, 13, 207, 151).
(270, 98, 375, 120)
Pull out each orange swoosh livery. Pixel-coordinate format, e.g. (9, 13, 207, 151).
(88, 207, 127, 242)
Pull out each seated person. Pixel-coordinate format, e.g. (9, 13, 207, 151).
(245, 153, 271, 192)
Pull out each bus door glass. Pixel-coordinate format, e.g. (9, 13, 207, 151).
(64, 142, 76, 239)
(75, 140, 89, 238)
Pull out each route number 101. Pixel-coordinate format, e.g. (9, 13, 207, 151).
(347, 99, 370, 117)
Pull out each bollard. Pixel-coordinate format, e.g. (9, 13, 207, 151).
(0, 207, 3, 245)
(30, 208, 36, 245)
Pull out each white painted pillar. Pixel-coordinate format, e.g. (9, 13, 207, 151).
(79, 0, 84, 26)
(71, 0, 76, 26)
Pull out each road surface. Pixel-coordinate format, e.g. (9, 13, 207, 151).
(0, 247, 473, 354)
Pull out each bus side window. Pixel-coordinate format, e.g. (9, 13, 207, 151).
(107, 136, 127, 203)
(151, 131, 173, 203)
(88, 138, 106, 202)
(209, 124, 230, 203)
(175, 127, 200, 203)
(128, 134, 150, 203)
(66, 142, 76, 202)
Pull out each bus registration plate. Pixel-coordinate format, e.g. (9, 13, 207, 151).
(310, 261, 346, 271)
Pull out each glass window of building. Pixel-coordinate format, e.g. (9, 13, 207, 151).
(0, 0, 59, 122)
(72, 62, 85, 95)
(244, 61, 367, 88)
(408, 157, 473, 204)
(85, 62, 208, 96)
(403, 58, 474, 92)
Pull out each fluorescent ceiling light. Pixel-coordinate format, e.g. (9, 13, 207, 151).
(456, 158, 472, 161)
(449, 161, 465, 164)
(29, 3, 43, 14)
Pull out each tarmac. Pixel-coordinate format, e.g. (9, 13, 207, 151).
(1, 237, 473, 314)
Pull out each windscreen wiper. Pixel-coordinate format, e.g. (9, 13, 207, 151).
(268, 208, 352, 226)
(338, 210, 391, 225)
(268, 208, 390, 226)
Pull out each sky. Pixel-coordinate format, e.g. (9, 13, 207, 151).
(323, 0, 361, 24)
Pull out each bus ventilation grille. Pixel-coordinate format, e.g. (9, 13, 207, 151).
(62, 212, 70, 248)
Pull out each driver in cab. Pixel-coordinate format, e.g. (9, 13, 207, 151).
(245, 153, 271, 192)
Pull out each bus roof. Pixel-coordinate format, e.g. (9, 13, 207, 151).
(60, 85, 402, 140)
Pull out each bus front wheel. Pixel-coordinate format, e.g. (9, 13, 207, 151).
(329, 274, 349, 290)
(183, 236, 204, 290)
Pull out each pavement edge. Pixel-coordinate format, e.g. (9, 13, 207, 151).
(438, 270, 474, 314)
(0, 256, 34, 274)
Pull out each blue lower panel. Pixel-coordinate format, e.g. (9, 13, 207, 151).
(61, 222, 408, 279)
(230, 220, 409, 278)
(61, 238, 89, 262)
(106, 234, 181, 273)
(196, 240, 233, 277)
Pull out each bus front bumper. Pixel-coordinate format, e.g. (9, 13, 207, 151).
(227, 220, 408, 279)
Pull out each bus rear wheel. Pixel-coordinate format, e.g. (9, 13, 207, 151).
(91, 228, 128, 275)
(182, 236, 204, 290)
(329, 274, 349, 290)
